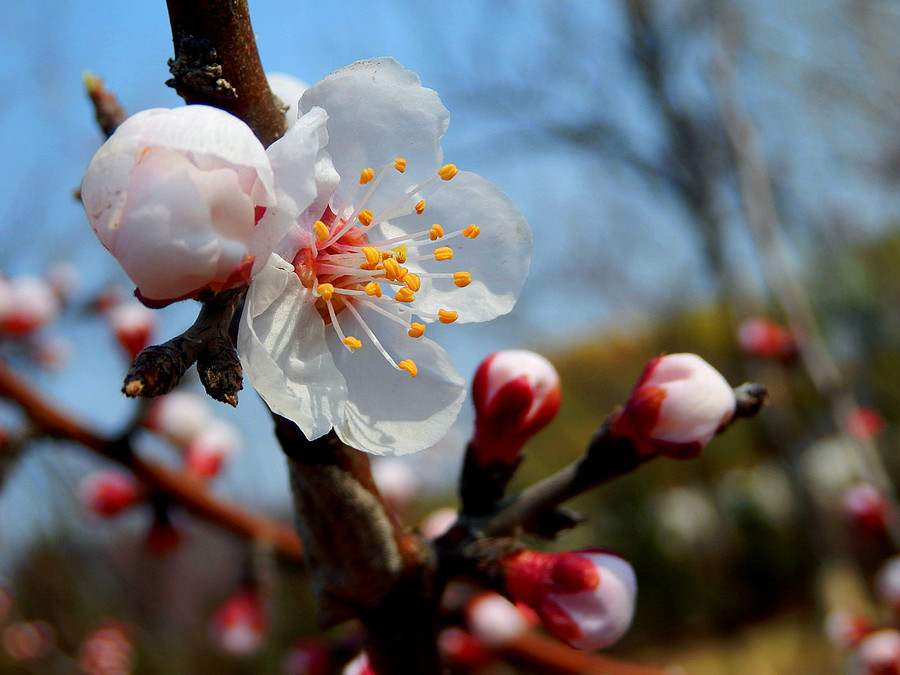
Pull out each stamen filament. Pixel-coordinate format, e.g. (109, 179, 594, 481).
(343, 301, 399, 369)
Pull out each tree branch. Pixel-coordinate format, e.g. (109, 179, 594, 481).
(0, 358, 303, 563)
(165, 0, 286, 147)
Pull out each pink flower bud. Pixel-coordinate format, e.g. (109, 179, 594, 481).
(144, 391, 212, 447)
(846, 407, 885, 441)
(501, 549, 636, 650)
(736, 316, 796, 360)
(438, 628, 494, 668)
(825, 609, 874, 648)
(45, 262, 79, 303)
(466, 593, 531, 647)
(81, 106, 286, 306)
(341, 652, 374, 675)
(107, 301, 157, 361)
(843, 482, 890, 535)
(281, 638, 331, 675)
(876, 556, 900, 614)
(0, 276, 61, 336)
(183, 420, 241, 479)
(471, 350, 561, 464)
(610, 353, 736, 460)
(209, 586, 267, 656)
(855, 629, 900, 675)
(79, 470, 140, 517)
(419, 507, 458, 539)
(77, 619, 134, 675)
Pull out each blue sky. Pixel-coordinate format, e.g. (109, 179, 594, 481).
(3, 0, 900, 564)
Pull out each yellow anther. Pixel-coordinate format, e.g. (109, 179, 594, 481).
(392, 244, 408, 262)
(343, 336, 362, 349)
(398, 359, 418, 377)
(403, 273, 421, 292)
(463, 225, 481, 239)
(313, 220, 330, 242)
(429, 224, 444, 241)
(453, 272, 472, 288)
(394, 158, 407, 173)
(395, 287, 416, 303)
(408, 323, 425, 338)
(317, 283, 335, 301)
(415, 200, 426, 215)
(380, 251, 394, 260)
(433, 247, 454, 262)
(359, 168, 375, 184)
(361, 246, 380, 266)
(383, 258, 402, 280)
(438, 164, 458, 181)
(364, 282, 383, 298)
(358, 209, 373, 226)
(438, 309, 459, 324)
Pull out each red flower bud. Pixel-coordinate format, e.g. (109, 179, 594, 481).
(855, 629, 900, 675)
(79, 470, 140, 517)
(108, 301, 156, 361)
(500, 549, 636, 650)
(736, 316, 796, 361)
(471, 350, 561, 465)
(209, 586, 267, 657)
(843, 482, 890, 535)
(610, 353, 736, 460)
(846, 407, 885, 441)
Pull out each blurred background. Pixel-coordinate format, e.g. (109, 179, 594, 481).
(3, 0, 900, 672)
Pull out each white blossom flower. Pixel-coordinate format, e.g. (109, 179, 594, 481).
(81, 105, 287, 305)
(239, 58, 531, 455)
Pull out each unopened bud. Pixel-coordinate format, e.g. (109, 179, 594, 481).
(0, 276, 61, 337)
(843, 482, 890, 535)
(876, 556, 900, 615)
(144, 390, 212, 447)
(610, 353, 736, 460)
(209, 586, 267, 656)
(281, 638, 331, 675)
(846, 407, 885, 441)
(500, 549, 636, 650)
(736, 316, 796, 361)
(466, 593, 530, 647)
(108, 301, 157, 361)
(81, 106, 286, 306)
(341, 652, 374, 675)
(184, 420, 241, 479)
(825, 609, 874, 649)
(438, 628, 493, 668)
(854, 629, 900, 675)
(79, 470, 140, 516)
(471, 350, 561, 465)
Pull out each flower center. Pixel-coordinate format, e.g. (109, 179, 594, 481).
(292, 159, 479, 377)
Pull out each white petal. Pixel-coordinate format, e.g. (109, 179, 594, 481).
(324, 302, 466, 455)
(300, 58, 450, 217)
(383, 171, 531, 323)
(258, 107, 330, 271)
(238, 254, 346, 439)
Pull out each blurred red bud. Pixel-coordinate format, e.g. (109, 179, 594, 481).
(843, 482, 890, 535)
(846, 407, 885, 441)
(736, 316, 796, 361)
(79, 470, 140, 517)
(108, 301, 156, 361)
(209, 586, 267, 657)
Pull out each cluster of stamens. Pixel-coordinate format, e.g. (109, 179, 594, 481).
(293, 158, 481, 378)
